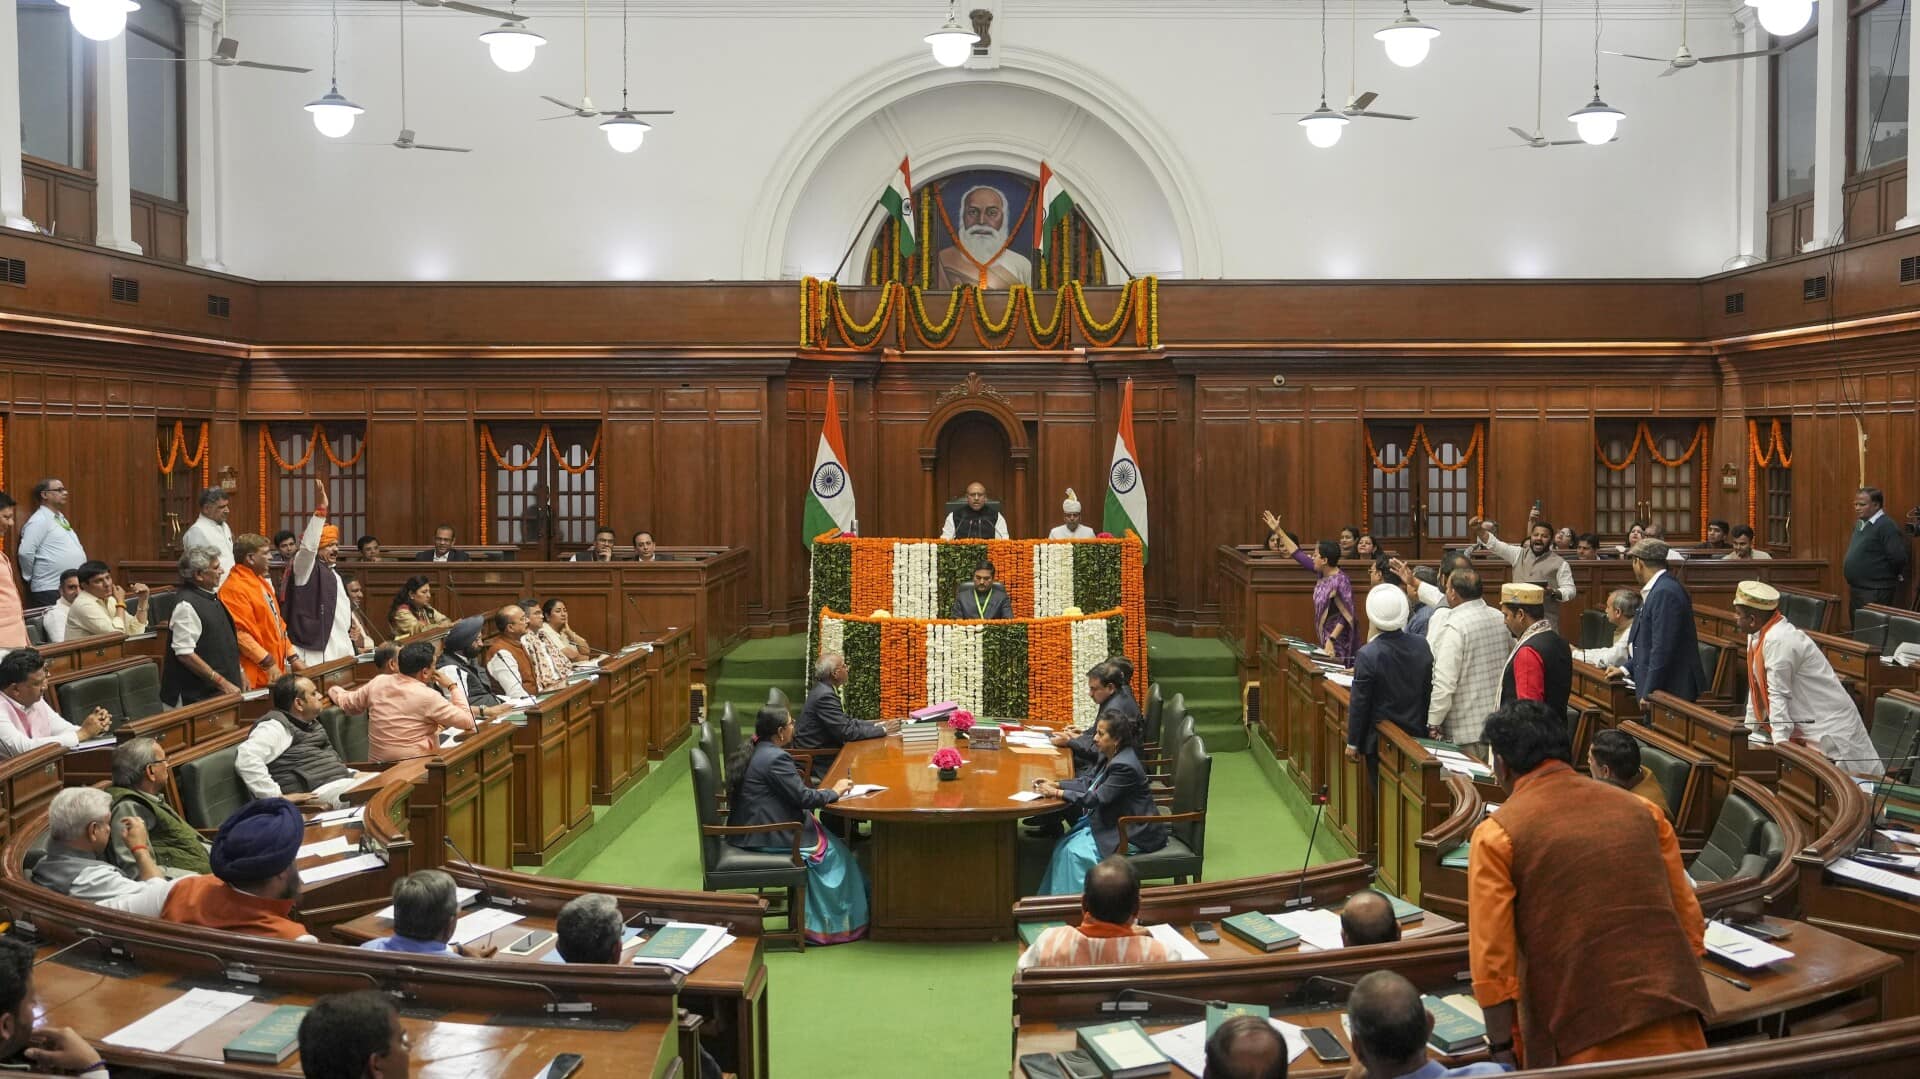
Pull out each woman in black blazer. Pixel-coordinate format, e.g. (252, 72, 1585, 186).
(724, 705, 870, 945)
(1033, 710, 1167, 895)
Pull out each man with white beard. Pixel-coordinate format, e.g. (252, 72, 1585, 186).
(937, 185, 1034, 289)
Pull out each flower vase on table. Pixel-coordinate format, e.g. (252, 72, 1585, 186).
(932, 746, 963, 781)
(950, 709, 975, 745)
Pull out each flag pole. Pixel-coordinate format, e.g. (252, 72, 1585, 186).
(1074, 214, 1136, 283)
(828, 202, 885, 285)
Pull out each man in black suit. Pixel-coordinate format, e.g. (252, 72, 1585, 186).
(570, 527, 616, 562)
(792, 652, 898, 780)
(1613, 539, 1701, 709)
(950, 561, 1014, 620)
(1345, 584, 1433, 763)
(413, 525, 472, 562)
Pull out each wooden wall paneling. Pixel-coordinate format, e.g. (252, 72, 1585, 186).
(1488, 415, 1541, 522)
(711, 388, 770, 618)
(365, 418, 419, 545)
(604, 415, 655, 548)
(421, 419, 475, 544)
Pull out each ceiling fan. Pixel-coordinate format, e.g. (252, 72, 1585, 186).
(1416, 0, 1531, 13)
(133, 0, 310, 74)
(1606, 0, 1784, 77)
(1281, 3, 1419, 129)
(539, 0, 674, 151)
(1503, 0, 1610, 147)
(384, 2, 470, 152)
(377, 0, 525, 22)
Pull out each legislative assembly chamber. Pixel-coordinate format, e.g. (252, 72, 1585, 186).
(1, 0, 1919, 1076)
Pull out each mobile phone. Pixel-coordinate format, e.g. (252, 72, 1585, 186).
(543, 1053, 583, 1079)
(1017, 1053, 1067, 1079)
(504, 929, 555, 955)
(1302, 1026, 1350, 1063)
(1191, 921, 1220, 943)
(1851, 851, 1909, 869)
(1054, 1051, 1103, 1079)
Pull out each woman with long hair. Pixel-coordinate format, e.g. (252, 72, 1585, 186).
(1268, 520, 1357, 665)
(725, 706, 869, 945)
(540, 598, 589, 662)
(388, 575, 452, 638)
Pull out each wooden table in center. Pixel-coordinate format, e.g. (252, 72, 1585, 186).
(821, 726, 1070, 942)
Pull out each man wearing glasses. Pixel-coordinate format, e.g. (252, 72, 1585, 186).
(17, 479, 86, 608)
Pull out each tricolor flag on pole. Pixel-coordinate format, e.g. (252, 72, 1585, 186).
(880, 157, 917, 257)
(1035, 162, 1074, 259)
(804, 378, 858, 540)
(1104, 378, 1148, 563)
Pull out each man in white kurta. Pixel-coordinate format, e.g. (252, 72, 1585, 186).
(1734, 581, 1883, 778)
(283, 482, 354, 668)
(179, 488, 236, 586)
(1048, 489, 1097, 540)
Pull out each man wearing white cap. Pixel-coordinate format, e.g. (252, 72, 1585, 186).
(1499, 582, 1572, 713)
(1345, 584, 1433, 765)
(1733, 581, 1883, 777)
(1049, 489, 1097, 539)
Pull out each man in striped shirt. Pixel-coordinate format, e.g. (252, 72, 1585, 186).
(1017, 856, 1173, 970)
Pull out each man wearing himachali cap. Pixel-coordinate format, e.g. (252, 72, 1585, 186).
(1499, 582, 1572, 714)
(281, 480, 355, 667)
(1732, 581, 1883, 778)
(1049, 489, 1097, 539)
(161, 798, 316, 941)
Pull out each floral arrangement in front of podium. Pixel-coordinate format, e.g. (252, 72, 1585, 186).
(932, 747, 964, 780)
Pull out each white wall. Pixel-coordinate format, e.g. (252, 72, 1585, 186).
(204, 1, 1743, 281)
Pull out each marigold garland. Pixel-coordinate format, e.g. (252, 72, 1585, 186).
(1592, 421, 1711, 539)
(157, 420, 211, 490)
(0, 416, 7, 498)
(910, 286, 969, 349)
(803, 277, 1155, 351)
(986, 538, 1034, 618)
(852, 541, 895, 620)
(1359, 424, 1486, 534)
(1747, 419, 1793, 529)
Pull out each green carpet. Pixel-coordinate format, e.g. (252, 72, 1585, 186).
(706, 636, 809, 727)
(567, 737, 1338, 1078)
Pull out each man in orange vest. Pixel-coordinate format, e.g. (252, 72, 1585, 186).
(219, 534, 299, 689)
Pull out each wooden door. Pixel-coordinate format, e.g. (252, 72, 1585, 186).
(934, 411, 1013, 528)
(486, 423, 601, 560)
(1366, 423, 1482, 559)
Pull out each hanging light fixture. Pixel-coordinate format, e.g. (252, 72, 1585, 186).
(601, 0, 649, 152)
(1568, 0, 1623, 145)
(58, 0, 140, 42)
(924, 0, 980, 68)
(305, 0, 364, 138)
(480, 1, 545, 73)
(1300, 0, 1349, 148)
(1747, 0, 1815, 38)
(1375, 2, 1439, 68)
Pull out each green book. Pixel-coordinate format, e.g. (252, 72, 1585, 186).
(1439, 843, 1471, 869)
(1017, 920, 1069, 947)
(1074, 1019, 1171, 1078)
(1417, 737, 1465, 754)
(1205, 1002, 1269, 1038)
(1884, 803, 1920, 825)
(634, 925, 707, 960)
(1219, 911, 1301, 952)
(1387, 896, 1426, 924)
(222, 1005, 308, 1065)
(1422, 993, 1487, 1054)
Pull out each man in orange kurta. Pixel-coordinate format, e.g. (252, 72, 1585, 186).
(218, 534, 297, 690)
(1468, 700, 1709, 1069)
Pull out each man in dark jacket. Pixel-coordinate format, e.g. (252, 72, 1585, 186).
(413, 525, 473, 562)
(435, 615, 504, 707)
(1844, 486, 1909, 620)
(1346, 585, 1433, 762)
(1615, 539, 1702, 710)
(793, 653, 897, 779)
(950, 561, 1014, 620)
(1499, 582, 1572, 714)
(161, 545, 247, 706)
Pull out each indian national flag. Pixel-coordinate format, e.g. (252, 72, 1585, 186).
(1104, 378, 1148, 563)
(880, 157, 917, 257)
(1035, 162, 1074, 257)
(804, 378, 858, 540)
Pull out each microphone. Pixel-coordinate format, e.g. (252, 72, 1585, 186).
(1284, 786, 1330, 910)
(392, 964, 592, 1016)
(81, 927, 263, 985)
(624, 591, 653, 641)
(625, 907, 669, 930)
(1844, 624, 1891, 648)
(443, 835, 522, 908)
(1099, 988, 1227, 1015)
(32, 937, 96, 967)
(1290, 974, 1359, 1006)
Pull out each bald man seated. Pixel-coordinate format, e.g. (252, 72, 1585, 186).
(1340, 889, 1404, 948)
(1347, 970, 1511, 1077)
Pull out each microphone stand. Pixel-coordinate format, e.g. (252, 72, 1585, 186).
(392, 963, 592, 1016)
(1289, 975, 1359, 1007)
(1099, 987, 1227, 1016)
(1284, 786, 1330, 910)
(444, 835, 525, 908)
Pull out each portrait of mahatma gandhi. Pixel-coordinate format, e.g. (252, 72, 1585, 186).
(936, 182, 1034, 290)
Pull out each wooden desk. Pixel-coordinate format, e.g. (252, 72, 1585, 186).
(1012, 860, 1379, 938)
(821, 725, 1071, 941)
(1282, 648, 1328, 801)
(1574, 658, 1643, 729)
(644, 628, 695, 760)
(36, 630, 128, 675)
(510, 678, 597, 864)
(416, 721, 517, 870)
(587, 644, 653, 802)
(1375, 725, 1505, 906)
(1647, 691, 1778, 807)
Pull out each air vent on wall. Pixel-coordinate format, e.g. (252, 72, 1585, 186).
(207, 294, 230, 318)
(1724, 291, 1744, 315)
(109, 275, 140, 303)
(0, 257, 23, 286)
(1902, 255, 1920, 284)
(1802, 275, 1827, 301)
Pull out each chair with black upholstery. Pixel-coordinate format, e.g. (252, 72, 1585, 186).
(1870, 693, 1920, 783)
(1145, 709, 1194, 794)
(1696, 638, 1731, 706)
(50, 669, 121, 729)
(116, 663, 166, 722)
(766, 687, 790, 711)
(1579, 608, 1614, 650)
(1635, 739, 1694, 823)
(24, 616, 47, 647)
(689, 747, 810, 951)
(1123, 735, 1211, 885)
(1775, 587, 1837, 635)
(1142, 683, 1164, 751)
(1687, 792, 1787, 885)
(718, 702, 744, 772)
(174, 743, 251, 831)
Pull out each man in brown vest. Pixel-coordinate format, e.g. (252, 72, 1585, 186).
(1468, 699, 1708, 1068)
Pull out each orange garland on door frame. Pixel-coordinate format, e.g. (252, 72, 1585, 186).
(1592, 421, 1711, 539)
(478, 424, 609, 544)
(1360, 423, 1485, 535)
(156, 421, 211, 490)
(257, 424, 366, 534)
(0, 416, 7, 496)
(1746, 419, 1792, 529)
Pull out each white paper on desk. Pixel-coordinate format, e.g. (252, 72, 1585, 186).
(1878, 828, 1920, 846)
(630, 923, 733, 975)
(1324, 672, 1355, 688)
(72, 736, 115, 751)
(1862, 851, 1920, 870)
(505, 695, 539, 709)
(449, 907, 526, 945)
(299, 851, 385, 885)
(1007, 790, 1043, 803)
(1144, 923, 1210, 962)
(241, 688, 270, 701)
(1270, 908, 1345, 952)
(309, 806, 364, 825)
(1151, 1018, 1309, 1075)
(103, 987, 253, 1051)
(298, 835, 354, 860)
(375, 887, 480, 921)
(1829, 857, 1920, 898)
(843, 784, 889, 798)
(1704, 921, 1795, 969)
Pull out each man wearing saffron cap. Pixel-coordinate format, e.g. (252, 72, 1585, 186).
(1049, 489, 1096, 539)
(282, 480, 354, 667)
(161, 798, 316, 942)
(1734, 581, 1883, 777)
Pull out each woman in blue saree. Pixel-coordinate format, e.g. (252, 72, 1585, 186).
(1034, 711, 1167, 895)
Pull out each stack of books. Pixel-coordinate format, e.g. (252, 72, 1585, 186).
(900, 723, 941, 748)
(1422, 994, 1488, 1056)
(966, 723, 1003, 750)
(1220, 911, 1302, 952)
(910, 701, 957, 722)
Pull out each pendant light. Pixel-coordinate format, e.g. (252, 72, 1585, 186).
(1375, 1, 1439, 68)
(58, 0, 139, 42)
(924, 1, 980, 68)
(305, 0, 364, 139)
(479, 0, 545, 73)
(1567, 0, 1623, 145)
(1299, 0, 1349, 148)
(1748, 0, 1815, 38)
(600, 0, 648, 152)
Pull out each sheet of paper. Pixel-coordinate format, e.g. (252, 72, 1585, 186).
(102, 987, 253, 1051)
(73, 736, 115, 751)
(375, 887, 480, 921)
(1878, 828, 1920, 846)
(1270, 908, 1345, 952)
(1144, 923, 1209, 962)
(844, 784, 889, 798)
(1089, 1025, 1166, 1070)
(1829, 857, 1920, 898)
(1007, 790, 1044, 802)
(299, 851, 385, 885)
(298, 835, 354, 860)
(1704, 921, 1796, 969)
(308, 806, 364, 825)
(1324, 672, 1355, 688)
(1151, 1018, 1309, 1075)
(449, 907, 526, 945)
(241, 688, 270, 701)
